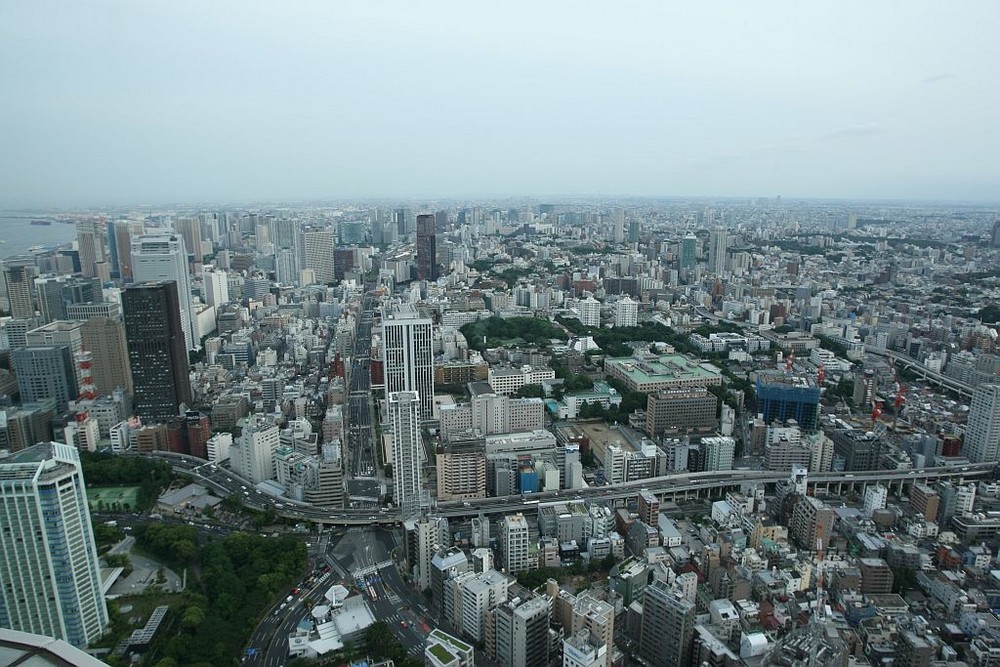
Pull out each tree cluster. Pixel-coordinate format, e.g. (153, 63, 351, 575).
(80, 452, 173, 511)
(135, 528, 307, 666)
(460, 316, 567, 351)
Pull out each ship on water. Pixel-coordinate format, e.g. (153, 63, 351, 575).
(30, 219, 52, 226)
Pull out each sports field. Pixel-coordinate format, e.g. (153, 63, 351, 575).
(87, 486, 141, 511)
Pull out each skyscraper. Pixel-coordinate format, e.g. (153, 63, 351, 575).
(0, 442, 109, 647)
(173, 217, 204, 267)
(80, 318, 132, 395)
(708, 227, 728, 275)
(3, 259, 37, 318)
(639, 580, 696, 667)
(11, 346, 77, 411)
(416, 214, 438, 281)
(300, 229, 336, 285)
(389, 390, 423, 519)
(131, 234, 197, 350)
(202, 268, 230, 309)
(123, 281, 192, 423)
(965, 384, 1000, 463)
(76, 221, 107, 279)
(679, 233, 697, 273)
(109, 220, 144, 280)
(611, 208, 625, 244)
(382, 303, 435, 420)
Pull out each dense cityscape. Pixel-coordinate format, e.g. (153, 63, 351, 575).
(1, 199, 1000, 666)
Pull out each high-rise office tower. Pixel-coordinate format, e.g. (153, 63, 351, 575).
(639, 580, 696, 667)
(0, 442, 109, 647)
(708, 227, 728, 275)
(992, 219, 1000, 247)
(123, 281, 192, 423)
(382, 303, 435, 420)
(611, 208, 625, 244)
(628, 218, 640, 243)
(679, 233, 697, 272)
(131, 234, 197, 350)
(300, 229, 336, 285)
(3, 259, 37, 318)
(81, 318, 132, 395)
(11, 346, 78, 411)
(275, 248, 298, 286)
(416, 214, 438, 281)
(173, 217, 204, 267)
(75, 221, 107, 279)
(965, 384, 1000, 463)
(389, 391, 423, 519)
(26, 321, 86, 389)
(109, 220, 144, 280)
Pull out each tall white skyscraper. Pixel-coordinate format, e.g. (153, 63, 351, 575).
(0, 443, 109, 647)
(203, 268, 230, 309)
(131, 233, 198, 350)
(965, 384, 1000, 463)
(382, 303, 435, 420)
(708, 227, 728, 275)
(389, 391, 423, 519)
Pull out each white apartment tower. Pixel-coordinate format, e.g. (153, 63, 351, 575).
(382, 303, 435, 420)
(131, 233, 198, 350)
(233, 415, 280, 484)
(708, 227, 728, 275)
(0, 443, 109, 647)
(614, 296, 638, 328)
(203, 268, 230, 309)
(965, 384, 1000, 463)
(500, 512, 531, 574)
(577, 296, 601, 327)
(389, 390, 423, 519)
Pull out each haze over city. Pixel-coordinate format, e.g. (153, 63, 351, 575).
(2, 1, 1000, 207)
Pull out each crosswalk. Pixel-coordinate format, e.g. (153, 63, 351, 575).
(352, 559, 393, 577)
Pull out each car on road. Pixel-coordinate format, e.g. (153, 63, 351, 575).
(292, 587, 301, 595)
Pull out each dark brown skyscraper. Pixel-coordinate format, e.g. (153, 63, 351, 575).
(416, 213, 437, 281)
(123, 281, 192, 423)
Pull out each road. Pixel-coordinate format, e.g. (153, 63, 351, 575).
(347, 292, 382, 502)
(148, 450, 995, 524)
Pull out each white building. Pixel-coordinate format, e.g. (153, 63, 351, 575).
(965, 384, 1000, 463)
(131, 233, 198, 350)
(382, 303, 435, 420)
(708, 227, 728, 275)
(203, 268, 230, 308)
(389, 391, 423, 519)
(577, 296, 601, 327)
(614, 296, 638, 328)
(0, 443, 109, 647)
(232, 415, 279, 484)
(487, 365, 556, 397)
(500, 513, 531, 574)
(205, 432, 232, 463)
(863, 484, 888, 518)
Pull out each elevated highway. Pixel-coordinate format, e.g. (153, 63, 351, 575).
(156, 452, 995, 525)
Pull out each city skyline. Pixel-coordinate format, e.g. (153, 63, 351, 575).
(2, 2, 1000, 207)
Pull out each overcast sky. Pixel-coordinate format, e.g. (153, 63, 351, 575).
(2, 2, 998, 207)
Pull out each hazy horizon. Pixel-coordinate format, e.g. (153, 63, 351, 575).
(2, 2, 999, 208)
